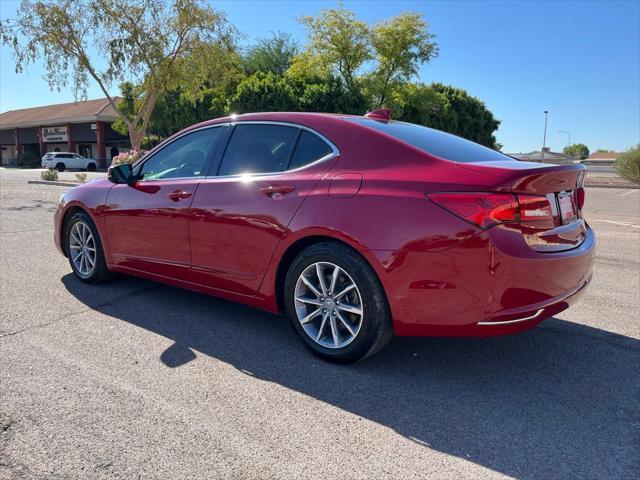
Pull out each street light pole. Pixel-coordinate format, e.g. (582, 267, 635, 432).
(558, 130, 571, 148)
(542, 110, 549, 161)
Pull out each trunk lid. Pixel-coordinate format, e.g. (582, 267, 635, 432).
(457, 160, 588, 252)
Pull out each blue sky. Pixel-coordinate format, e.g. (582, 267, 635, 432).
(1, 0, 638, 153)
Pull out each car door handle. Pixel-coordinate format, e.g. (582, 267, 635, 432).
(260, 185, 295, 199)
(168, 190, 192, 201)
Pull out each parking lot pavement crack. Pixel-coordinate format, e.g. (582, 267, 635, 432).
(0, 284, 160, 340)
(539, 324, 640, 352)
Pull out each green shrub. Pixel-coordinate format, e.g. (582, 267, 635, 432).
(615, 145, 640, 183)
(17, 151, 40, 167)
(75, 172, 87, 182)
(40, 169, 59, 181)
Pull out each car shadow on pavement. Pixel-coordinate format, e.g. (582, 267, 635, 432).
(62, 274, 640, 479)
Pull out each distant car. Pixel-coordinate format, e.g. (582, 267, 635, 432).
(53, 111, 594, 363)
(42, 152, 97, 172)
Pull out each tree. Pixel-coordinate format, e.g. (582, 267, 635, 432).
(227, 72, 298, 113)
(300, 6, 370, 92)
(369, 13, 438, 108)
(244, 32, 299, 76)
(614, 145, 639, 183)
(1, 0, 236, 150)
(286, 72, 368, 115)
(399, 83, 500, 149)
(563, 143, 590, 159)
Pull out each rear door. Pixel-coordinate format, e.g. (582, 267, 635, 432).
(104, 126, 225, 278)
(188, 123, 337, 294)
(73, 154, 87, 169)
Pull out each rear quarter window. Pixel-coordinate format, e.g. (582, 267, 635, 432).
(346, 118, 509, 163)
(288, 130, 334, 170)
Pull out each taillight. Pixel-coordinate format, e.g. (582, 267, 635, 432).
(518, 195, 554, 223)
(428, 192, 555, 229)
(427, 193, 518, 229)
(575, 187, 585, 210)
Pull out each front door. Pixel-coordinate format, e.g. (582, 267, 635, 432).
(78, 144, 92, 159)
(104, 126, 225, 278)
(189, 123, 337, 294)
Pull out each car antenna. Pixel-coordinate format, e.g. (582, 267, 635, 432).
(364, 108, 392, 120)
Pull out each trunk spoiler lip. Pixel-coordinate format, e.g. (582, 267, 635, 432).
(452, 161, 587, 194)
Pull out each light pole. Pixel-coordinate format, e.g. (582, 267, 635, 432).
(558, 130, 571, 148)
(542, 110, 549, 161)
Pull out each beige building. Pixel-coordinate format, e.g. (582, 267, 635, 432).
(0, 98, 129, 167)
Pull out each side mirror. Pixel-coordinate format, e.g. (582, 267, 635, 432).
(108, 163, 136, 185)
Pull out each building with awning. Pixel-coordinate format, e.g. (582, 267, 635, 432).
(0, 98, 129, 167)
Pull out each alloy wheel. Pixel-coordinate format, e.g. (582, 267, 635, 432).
(294, 262, 364, 349)
(69, 221, 96, 278)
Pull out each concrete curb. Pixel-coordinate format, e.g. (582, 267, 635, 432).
(585, 183, 640, 189)
(28, 180, 81, 187)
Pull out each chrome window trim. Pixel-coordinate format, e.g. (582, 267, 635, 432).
(134, 123, 230, 182)
(207, 120, 340, 179)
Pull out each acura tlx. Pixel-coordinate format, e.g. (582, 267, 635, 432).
(54, 109, 594, 363)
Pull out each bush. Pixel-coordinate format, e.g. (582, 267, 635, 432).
(615, 145, 640, 183)
(40, 169, 59, 181)
(111, 149, 145, 166)
(17, 151, 40, 167)
(75, 172, 87, 182)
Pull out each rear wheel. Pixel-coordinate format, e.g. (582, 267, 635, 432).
(54, 162, 65, 172)
(284, 242, 393, 363)
(65, 211, 113, 283)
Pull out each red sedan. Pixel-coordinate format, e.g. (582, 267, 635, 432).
(54, 111, 595, 363)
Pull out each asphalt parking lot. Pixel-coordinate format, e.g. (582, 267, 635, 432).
(1, 167, 638, 479)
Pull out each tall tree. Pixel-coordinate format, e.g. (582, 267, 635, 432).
(393, 82, 500, 149)
(300, 6, 370, 92)
(244, 32, 299, 76)
(1, 0, 236, 150)
(369, 13, 438, 108)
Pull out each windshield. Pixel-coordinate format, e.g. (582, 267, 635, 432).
(346, 118, 510, 163)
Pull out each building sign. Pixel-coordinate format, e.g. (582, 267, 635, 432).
(42, 126, 68, 143)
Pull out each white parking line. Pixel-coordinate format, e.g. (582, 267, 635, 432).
(620, 189, 639, 196)
(590, 219, 640, 229)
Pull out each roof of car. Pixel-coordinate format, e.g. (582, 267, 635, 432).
(188, 111, 363, 129)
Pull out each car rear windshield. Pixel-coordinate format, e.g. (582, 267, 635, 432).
(346, 118, 510, 163)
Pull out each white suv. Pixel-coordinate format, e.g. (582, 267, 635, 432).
(42, 152, 97, 172)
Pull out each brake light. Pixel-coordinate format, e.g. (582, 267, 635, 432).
(427, 193, 518, 229)
(428, 192, 556, 229)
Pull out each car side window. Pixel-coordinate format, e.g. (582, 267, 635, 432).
(218, 124, 298, 176)
(139, 128, 222, 181)
(288, 130, 333, 170)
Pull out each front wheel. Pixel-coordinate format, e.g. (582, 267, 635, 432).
(65, 211, 113, 283)
(284, 242, 393, 363)
(54, 162, 65, 172)
(87, 163, 97, 171)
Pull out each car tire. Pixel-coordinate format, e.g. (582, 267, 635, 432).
(87, 163, 97, 172)
(55, 162, 66, 172)
(284, 242, 393, 363)
(65, 211, 113, 284)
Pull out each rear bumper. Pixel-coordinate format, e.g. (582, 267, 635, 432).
(377, 223, 595, 336)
